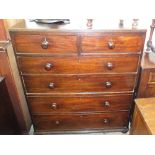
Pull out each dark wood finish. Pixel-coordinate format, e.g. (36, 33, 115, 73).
(0, 42, 31, 134)
(27, 94, 133, 114)
(130, 98, 155, 135)
(81, 33, 145, 53)
(0, 77, 19, 134)
(17, 55, 139, 74)
(137, 52, 155, 97)
(14, 34, 78, 53)
(23, 74, 136, 94)
(9, 20, 146, 134)
(33, 111, 129, 132)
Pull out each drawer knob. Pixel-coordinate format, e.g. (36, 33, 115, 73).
(104, 101, 110, 107)
(106, 62, 113, 70)
(103, 118, 109, 124)
(48, 82, 55, 89)
(41, 37, 49, 49)
(50, 103, 57, 109)
(55, 120, 60, 125)
(105, 81, 112, 88)
(45, 63, 53, 71)
(108, 40, 115, 49)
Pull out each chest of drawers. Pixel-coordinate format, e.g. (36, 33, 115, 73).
(10, 25, 146, 134)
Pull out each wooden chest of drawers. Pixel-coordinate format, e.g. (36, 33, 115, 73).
(138, 52, 155, 97)
(10, 23, 146, 134)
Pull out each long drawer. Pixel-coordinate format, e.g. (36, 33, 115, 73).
(13, 34, 78, 53)
(17, 55, 139, 74)
(32, 112, 129, 132)
(27, 94, 133, 113)
(23, 74, 136, 94)
(81, 33, 145, 53)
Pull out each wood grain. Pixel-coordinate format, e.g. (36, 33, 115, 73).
(32, 111, 129, 132)
(81, 33, 145, 53)
(27, 94, 133, 114)
(17, 55, 139, 74)
(14, 34, 78, 53)
(23, 74, 136, 94)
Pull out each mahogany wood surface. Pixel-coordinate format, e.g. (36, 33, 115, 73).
(13, 34, 77, 53)
(138, 52, 155, 97)
(81, 33, 145, 53)
(17, 54, 140, 74)
(23, 74, 136, 94)
(27, 94, 133, 114)
(9, 20, 146, 134)
(32, 111, 129, 132)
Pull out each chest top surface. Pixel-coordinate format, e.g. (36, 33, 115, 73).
(9, 19, 147, 33)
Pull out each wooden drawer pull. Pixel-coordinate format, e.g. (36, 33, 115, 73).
(55, 120, 60, 125)
(103, 118, 110, 124)
(105, 81, 112, 88)
(108, 40, 115, 49)
(41, 37, 49, 49)
(106, 62, 113, 70)
(103, 101, 110, 107)
(48, 82, 55, 89)
(44, 63, 53, 71)
(50, 103, 57, 109)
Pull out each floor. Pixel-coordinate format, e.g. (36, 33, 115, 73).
(29, 125, 129, 135)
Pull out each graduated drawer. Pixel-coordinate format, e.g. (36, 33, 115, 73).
(23, 74, 136, 94)
(17, 55, 139, 74)
(27, 94, 133, 114)
(32, 112, 129, 132)
(81, 33, 145, 53)
(13, 34, 77, 54)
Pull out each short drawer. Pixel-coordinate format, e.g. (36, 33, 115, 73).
(13, 34, 78, 54)
(17, 55, 139, 74)
(32, 112, 129, 132)
(79, 55, 139, 73)
(23, 74, 136, 94)
(27, 94, 133, 114)
(81, 33, 145, 53)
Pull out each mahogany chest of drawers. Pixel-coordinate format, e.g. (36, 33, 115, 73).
(9, 21, 146, 134)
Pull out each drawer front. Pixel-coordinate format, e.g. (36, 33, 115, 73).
(17, 56, 79, 74)
(143, 84, 155, 97)
(14, 34, 77, 53)
(27, 94, 133, 113)
(23, 75, 136, 94)
(17, 55, 139, 74)
(32, 112, 129, 131)
(148, 72, 155, 83)
(79, 55, 139, 73)
(81, 34, 144, 53)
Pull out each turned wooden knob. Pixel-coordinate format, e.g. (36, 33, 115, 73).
(108, 40, 115, 49)
(55, 120, 60, 125)
(44, 63, 53, 71)
(105, 81, 112, 88)
(41, 37, 49, 49)
(106, 62, 113, 70)
(103, 101, 110, 107)
(48, 82, 55, 89)
(50, 103, 57, 109)
(103, 118, 109, 124)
